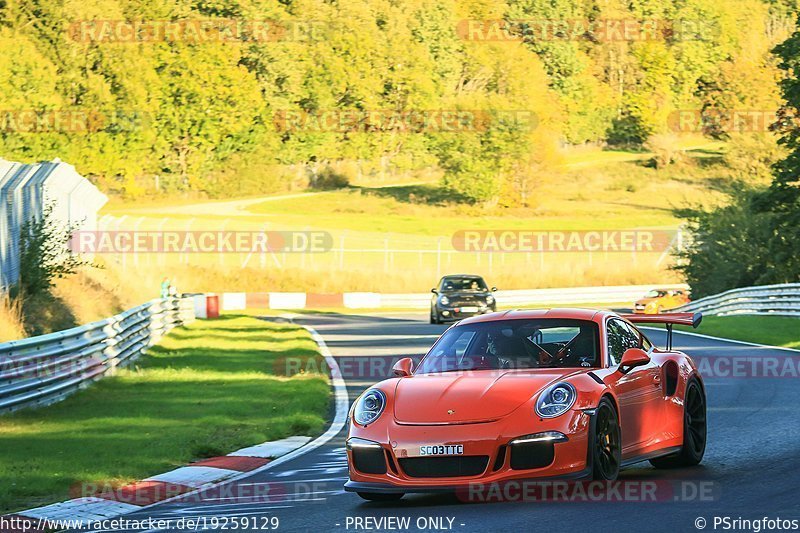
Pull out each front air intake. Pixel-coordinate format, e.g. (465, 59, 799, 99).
(509, 441, 555, 470)
(398, 456, 489, 478)
(352, 447, 388, 475)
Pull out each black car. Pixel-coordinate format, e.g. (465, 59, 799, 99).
(430, 274, 497, 324)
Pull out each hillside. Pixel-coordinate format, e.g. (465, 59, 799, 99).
(0, 0, 792, 202)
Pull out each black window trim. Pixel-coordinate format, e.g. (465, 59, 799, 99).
(605, 316, 654, 368)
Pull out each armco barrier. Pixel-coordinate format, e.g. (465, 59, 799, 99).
(377, 284, 689, 309)
(212, 284, 689, 311)
(677, 283, 800, 316)
(0, 297, 195, 414)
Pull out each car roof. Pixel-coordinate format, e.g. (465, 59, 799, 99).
(440, 274, 484, 279)
(457, 308, 610, 325)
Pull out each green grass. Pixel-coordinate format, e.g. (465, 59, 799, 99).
(106, 145, 731, 238)
(0, 316, 331, 514)
(678, 315, 800, 349)
(97, 143, 733, 291)
(561, 138, 724, 168)
(238, 156, 729, 236)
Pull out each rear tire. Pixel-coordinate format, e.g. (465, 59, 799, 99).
(650, 378, 706, 468)
(592, 398, 621, 481)
(357, 492, 404, 502)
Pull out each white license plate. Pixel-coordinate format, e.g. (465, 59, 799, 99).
(460, 306, 479, 313)
(420, 444, 464, 456)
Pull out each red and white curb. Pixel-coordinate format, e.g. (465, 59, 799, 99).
(196, 284, 689, 313)
(2, 320, 348, 530)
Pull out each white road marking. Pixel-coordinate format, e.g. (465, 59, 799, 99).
(643, 326, 800, 354)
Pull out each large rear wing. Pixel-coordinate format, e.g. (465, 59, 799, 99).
(620, 312, 703, 350)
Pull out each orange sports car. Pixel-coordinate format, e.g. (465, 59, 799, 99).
(344, 309, 706, 501)
(633, 288, 691, 314)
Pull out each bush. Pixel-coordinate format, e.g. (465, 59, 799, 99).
(673, 189, 780, 298)
(441, 166, 500, 205)
(644, 134, 683, 169)
(0, 295, 24, 342)
(723, 133, 786, 185)
(17, 203, 91, 298)
(309, 166, 350, 190)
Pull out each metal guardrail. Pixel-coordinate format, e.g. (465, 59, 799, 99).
(379, 284, 690, 309)
(677, 283, 800, 317)
(1, 158, 108, 290)
(0, 297, 195, 414)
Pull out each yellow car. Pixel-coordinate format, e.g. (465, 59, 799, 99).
(633, 288, 690, 314)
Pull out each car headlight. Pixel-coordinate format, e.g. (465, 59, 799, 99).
(439, 295, 450, 306)
(353, 389, 386, 426)
(535, 382, 577, 418)
(486, 295, 494, 305)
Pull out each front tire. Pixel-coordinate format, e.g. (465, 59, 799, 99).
(650, 378, 706, 468)
(357, 492, 404, 502)
(592, 398, 621, 480)
(429, 308, 440, 324)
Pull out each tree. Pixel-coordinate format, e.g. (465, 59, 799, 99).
(753, 16, 800, 281)
(673, 191, 779, 297)
(0, 0, 794, 198)
(675, 14, 800, 295)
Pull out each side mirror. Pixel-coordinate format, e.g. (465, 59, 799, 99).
(431, 288, 438, 294)
(619, 348, 650, 370)
(491, 287, 498, 292)
(392, 357, 414, 377)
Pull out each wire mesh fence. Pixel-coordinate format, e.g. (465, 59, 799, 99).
(94, 215, 684, 288)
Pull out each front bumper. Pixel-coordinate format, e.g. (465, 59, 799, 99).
(345, 409, 593, 493)
(435, 305, 495, 321)
(344, 467, 591, 494)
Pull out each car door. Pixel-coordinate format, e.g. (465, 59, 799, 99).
(605, 318, 664, 458)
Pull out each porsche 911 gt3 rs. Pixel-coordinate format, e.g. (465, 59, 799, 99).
(344, 308, 706, 501)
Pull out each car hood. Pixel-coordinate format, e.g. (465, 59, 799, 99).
(392, 369, 579, 424)
(635, 297, 659, 305)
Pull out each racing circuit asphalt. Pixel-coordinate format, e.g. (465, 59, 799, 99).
(73, 312, 800, 533)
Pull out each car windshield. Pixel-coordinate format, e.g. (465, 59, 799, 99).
(645, 290, 667, 298)
(417, 319, 600, 373)
(440, 276, 488, 292)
